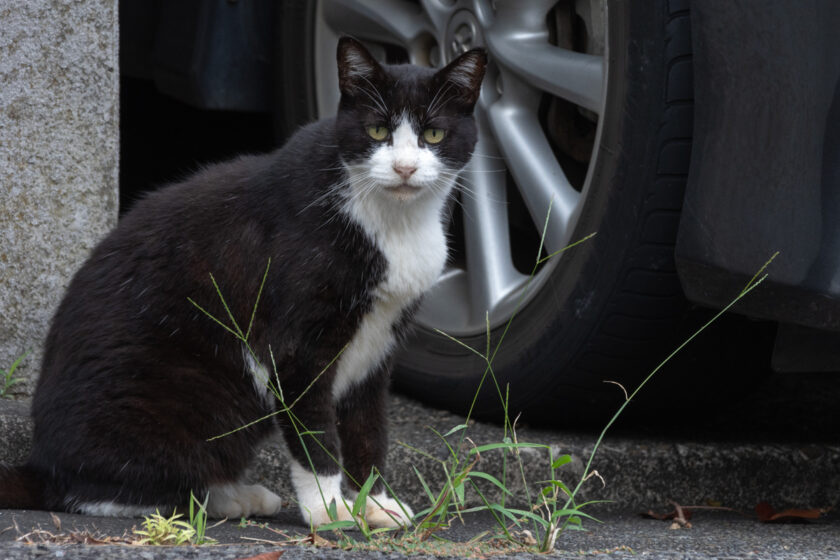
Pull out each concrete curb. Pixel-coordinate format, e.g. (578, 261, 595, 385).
(2, 394, 838, 513)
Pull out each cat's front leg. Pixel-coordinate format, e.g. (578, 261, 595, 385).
(336, 364, 414, 528)
(280, 378, 357, 528)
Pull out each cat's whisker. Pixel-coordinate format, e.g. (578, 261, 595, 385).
(361, 103, 385, 115)
(357, 75, 389, 116)
(436, 169, 506, 180)
(298, 169, 378, 216)
(298, 179, 351, 215)
(451, 168, 507, 174)
(436, 172, 509, 206)
(467, 153, 507, 161)
(427, 82, 456, 119)
(317, 165, 350, 172)
(354, 184, 378, 206)
(447, 191, 476, 224)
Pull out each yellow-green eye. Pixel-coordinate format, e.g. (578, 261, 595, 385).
(423, 128, 446, 144)
(366, 125, 389, 141)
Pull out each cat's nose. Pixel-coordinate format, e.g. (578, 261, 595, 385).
(392, 163, 417, 180)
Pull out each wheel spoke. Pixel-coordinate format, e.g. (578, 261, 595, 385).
(460, 111, 529, 320)
(486, 31, 603, 113)
(418, 0, 455, 36)
(486, 74, 582, 254)
(490, 0, 558, 22)
(321, 0, 432, 45)
(492, 40, 603, 113)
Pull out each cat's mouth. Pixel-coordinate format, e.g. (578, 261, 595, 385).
(384, 184, 423, 199)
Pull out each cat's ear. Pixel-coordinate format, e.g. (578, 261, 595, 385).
(433, 48, 487, 109)
(337, 37, 385, 96)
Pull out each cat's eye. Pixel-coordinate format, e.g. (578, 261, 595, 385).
(423, 128, 446, 144)
(366, 125, 389, 141)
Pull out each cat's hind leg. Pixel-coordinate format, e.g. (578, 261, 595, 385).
(74, 501, 159, 517)
(205, 483, 283, 519)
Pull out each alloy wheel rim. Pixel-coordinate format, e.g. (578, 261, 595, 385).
(313, 0, 608, 336)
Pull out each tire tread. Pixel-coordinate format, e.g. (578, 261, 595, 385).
(565, 8, 694, 378)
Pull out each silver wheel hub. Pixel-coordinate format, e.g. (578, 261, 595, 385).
(448, 10, 482, 58)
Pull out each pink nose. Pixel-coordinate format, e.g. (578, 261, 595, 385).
(393, 163, 417, 180)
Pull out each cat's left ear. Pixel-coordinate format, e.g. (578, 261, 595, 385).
(433, 48, 487, 109)
(337, 37, 385, 97)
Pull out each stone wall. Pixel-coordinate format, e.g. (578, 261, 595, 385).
(0, 0, 119, 395)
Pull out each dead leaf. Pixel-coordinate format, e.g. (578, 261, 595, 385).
(235, 551, 283, 560)
(302, 532, 334, 548)
(755, 502, 821, 523)
(641, 501, 703, 528)
(49, 513, 61, 532)
(512, 529, 537, 546)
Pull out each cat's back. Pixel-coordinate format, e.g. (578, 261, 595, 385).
(39, 117, 356, 383)
(124, 118, 341, 232)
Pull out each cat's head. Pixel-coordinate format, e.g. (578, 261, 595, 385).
(335, 37, 486, 204)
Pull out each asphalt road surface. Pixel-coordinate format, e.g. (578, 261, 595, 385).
(0, 507, 838, 559)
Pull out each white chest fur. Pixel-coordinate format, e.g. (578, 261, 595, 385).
(331, 172, 452, 401)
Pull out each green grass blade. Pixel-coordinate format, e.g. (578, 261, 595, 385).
(549, 508, 601, 524)
(7, 351, 29, 376)
(742, 251, 778, 294)
(428, 426, 460, 461)
(498, 507, 550, 528)
(412, 466, 436, 503)
(466, 471, 513, 496)
(353, 471, 378, 517)
(245, 258, 271, 342)
(551, 454, 572, 469)
(373, 468, 417, 527)
(316, 520, 357, 532)
(187, 297, 242, 340)
(432, 329, 486, 360)
(285, 343, 348, 411)
(468, 442, 548, 456)
(206, 408, 283, 441)
(207, 272, 245, 339)
(442, 424, 468, 437)
(534, 197, 553, 264)
(537, 232, 598, 265)
(562, 270, 772, 512)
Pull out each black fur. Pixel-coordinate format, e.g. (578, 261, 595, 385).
(0, 38, 485, 516)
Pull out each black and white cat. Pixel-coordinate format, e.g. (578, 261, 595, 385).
(0, 38, 486, 528)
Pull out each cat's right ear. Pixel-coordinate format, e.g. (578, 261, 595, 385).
(337, 37, 385, 97)
(432, 48, 487, 110)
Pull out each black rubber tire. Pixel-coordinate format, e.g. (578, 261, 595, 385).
(394, 0, 700, 426)
(275, 1, 737, 426)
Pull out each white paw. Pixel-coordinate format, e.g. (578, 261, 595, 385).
(290, 462, 355, 528)
(205, 483, 283, 519)
(289, 462, 414, 529)
(302, 496, 357, 527)
(364, 493, 414, 528)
